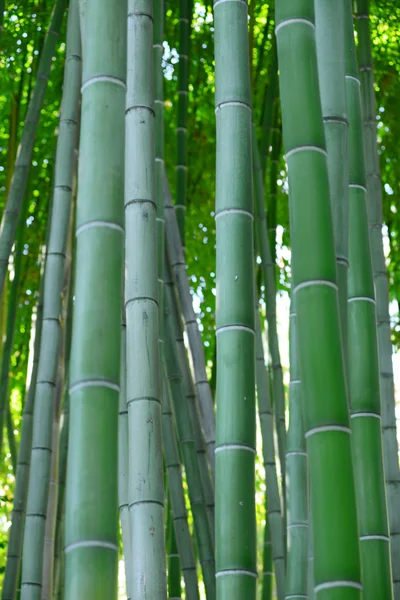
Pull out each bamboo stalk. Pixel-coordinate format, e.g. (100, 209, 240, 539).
(175, 0, 192, 246)
(164, 173, 215, 477)
(285, 299, 308, 600)
(164, 256, 214, 541)
(275, 2, 362, 598)
(344, 1, 393, 596)
(0, 0, 66, 301)
(167, 499, 182, 600)
(64, 0, 125, 595)
(213, 0, 256, 598)
(255, 304, 285, 600)
(2, 293, 44, 600)
(261, 506, 273, 600)
(164, 295, 216, 600)
(354, 3, 400, 594)
(162, 370, 200, 600)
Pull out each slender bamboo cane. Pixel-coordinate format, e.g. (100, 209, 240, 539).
(64, 0, 125, 595)
(6, 408, 17, 475)
(41, 370, 63, 600)
(344, 2, 393, 597)
(175, 0, 191, 245)
(164, 298, 216, 600)
(285, 300, 308, 600)
(164, 174, 215, 477)
(213, 0, 256, 598)
(0, 0, 66, 301)
(162, 371, 200, 600)
(164, 255, 214, 540)
(355, 3, 400, 594)
(19, 4, 80, 595)
(275, 2, 362, 598)
(118, 321, 132, 600)
(315, 0, 349, 366)
(255, 305, 285, 600)
(2, 294, 44, 600)
(0, 206, 26, 457)
(262, 504, 273, 600)
(124, 0, 166, 598)
(167, 499, 182, 600)
(259, 39, 278, 180)
(253, 123, 286, 512)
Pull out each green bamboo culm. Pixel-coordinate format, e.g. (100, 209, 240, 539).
(285, 299, 308, 600)
(164, 287, 216, 600)
(315, 0, 349, 355)
(355, 3, 400, 594)
(164, 174, 216, 477)
(344, 1, 393, 597)
(64, 0, 126, 596)
(253, 123, 286, 518)
(0, 206, 26, 457)
(161, 372, 201, 600)
(164, 254, 214, 540)
(19, 3, 80, 597)
(167, 501, 181, 600)
(275, 2, 362, 598)
(175, 0, 191, 245)
(125, 0, 167, 596)
(254, 304, 285, 600)
(213, 0, 256, 599)
(118, 322, 132, 600)
(261, 504, 273, 600)
(0, 0, 66, 300)
(2, 293, 44, 600)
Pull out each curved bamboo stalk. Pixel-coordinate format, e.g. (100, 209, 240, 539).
(164, 174, 215, 477)
(253, 123, 286, 518)
(285, 300, 308, 600)
(2, 294, 44, 600)
(255, 305, 285, 600)
(125, 0, 166, 596)
(164, 297, 216, 600)
(64, 0, 125, 595)
(213, 0, 256, 598)
(0, 0, 66, 301)
(175, 0, 191, 245)
(20, 3, 80, 596)
(344, 2, 393, 597)
(162, 373, 200, 600)
(275, 2, 362, 598)
(355, 3, 400, 594)
(164, 256, 214, 540)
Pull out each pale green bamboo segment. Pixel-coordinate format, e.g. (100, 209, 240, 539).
(252, 123, 286, 491)
(355, 3, 400, 595)
(19, 4, 80, 597)
(164, 295, 216, 600)
(125, 1, 166, 597)
(314, 0, 349, 355)
(261, 504, 273, 600)
(118, 324, 132, 600)
(275, 2, 361, 599)
(285, 303, 308, 600)
(0, 0, 66, 300)
(344, 1, 392, 597)
(64, 0, 126, 596)
(175, 0, 191, 245)
(2, 297, 43, 600)
(255, 304, 285, 600)
(214, 0, 256, 599)
(162, 371, 201, 600)
(164, 172, 215, 476)
(164, 257, 214, 541)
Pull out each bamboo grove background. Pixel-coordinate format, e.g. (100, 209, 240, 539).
(0, 0, 400, 599)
